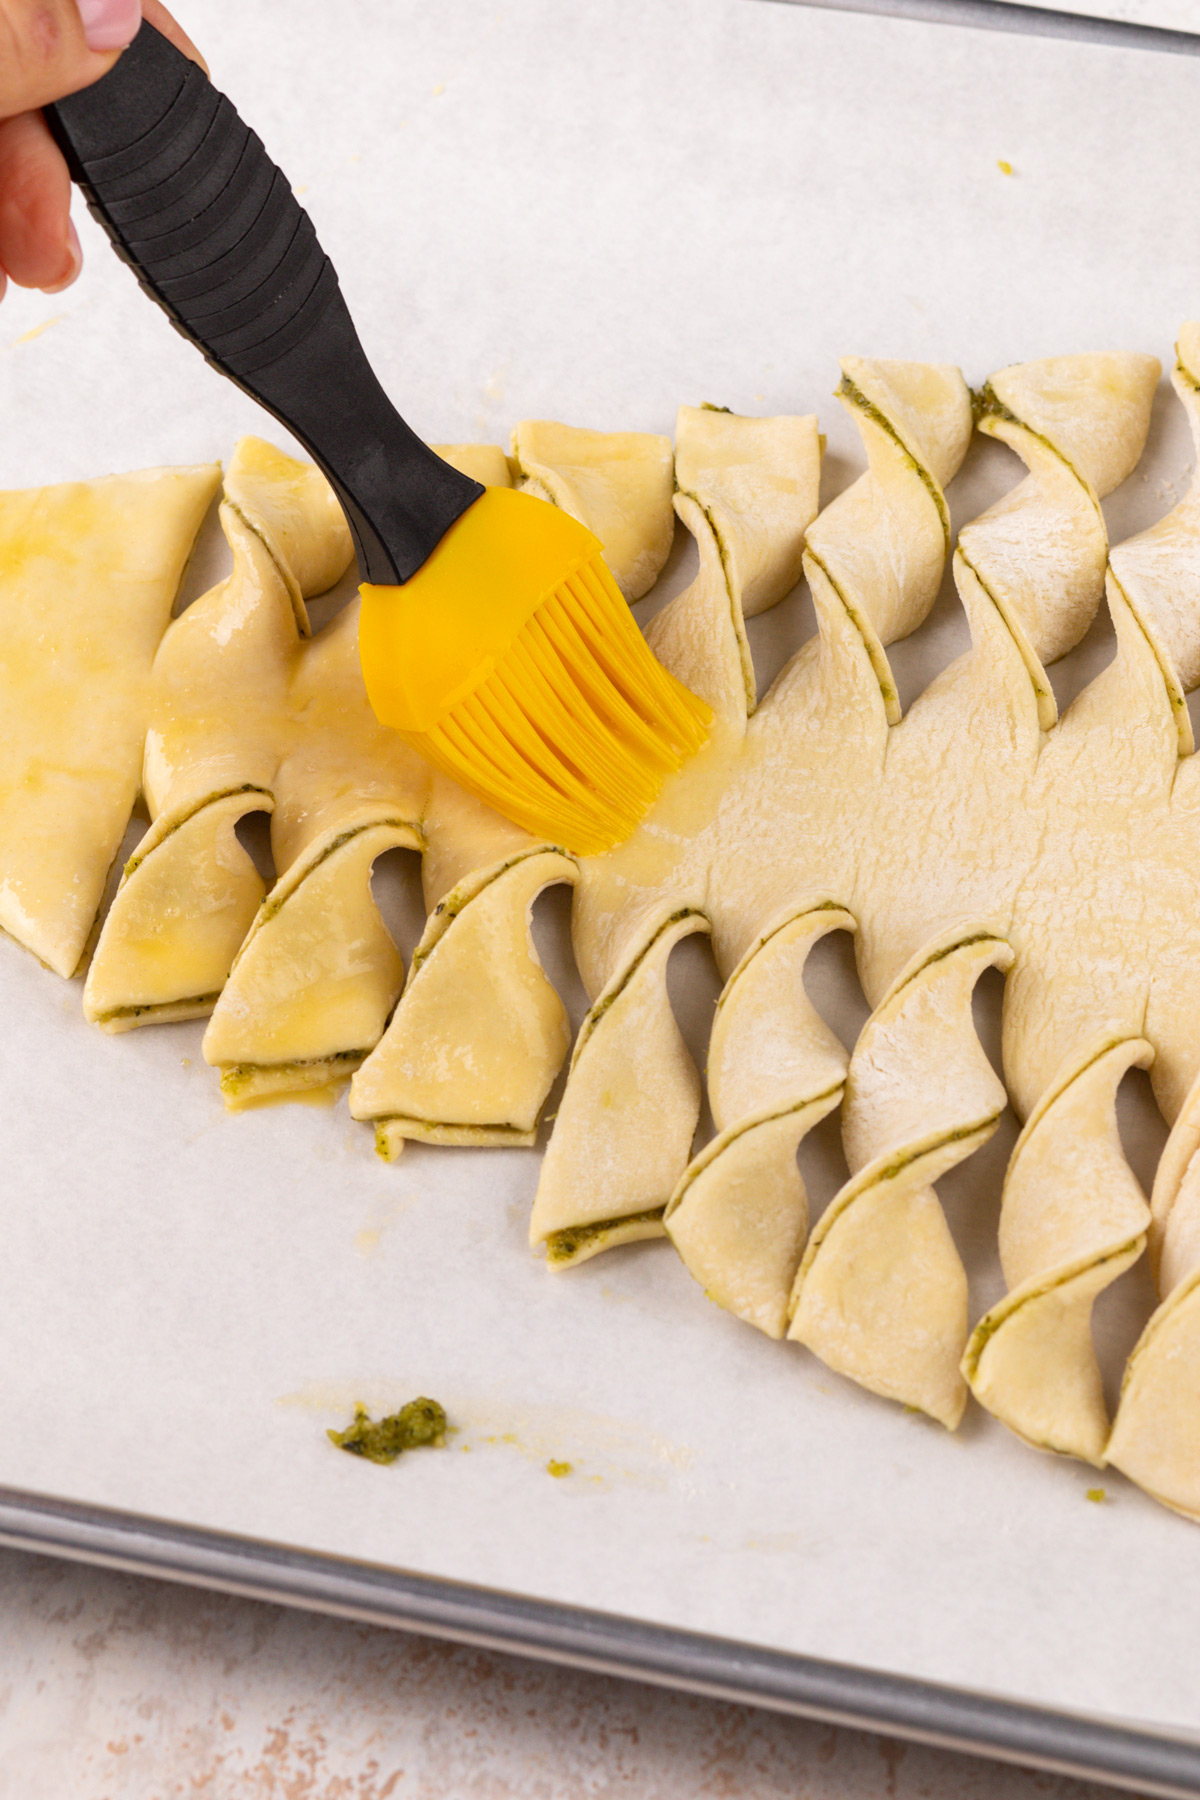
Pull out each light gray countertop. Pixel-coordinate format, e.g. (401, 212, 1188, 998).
(0, 1547, 1130, 1798)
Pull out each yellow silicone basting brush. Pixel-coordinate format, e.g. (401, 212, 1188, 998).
(48, 24, 711, 857)
(358, 486, 709, 852)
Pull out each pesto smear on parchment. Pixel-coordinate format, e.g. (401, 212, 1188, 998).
(327, 1398, 448, 1465)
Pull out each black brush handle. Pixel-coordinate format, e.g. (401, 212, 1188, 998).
(45, 22, 483, 584)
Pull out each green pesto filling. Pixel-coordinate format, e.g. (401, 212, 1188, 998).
(700, 401, 733, 413)
(964, 1235, 1144, 1375)
(327, 1398, 448, 1465)
(122, 784, 270, 881)
(869, 1118, 994, 1188)
(1108, 568, 1188, 717)
(971, 381, 1016, 429)
(803, 547, 900, 708)
(955, 544, 1053, 705)
(258, 818, 412, 924)
(837, 373, 950, 547)
(413, 848, 571, 979)
(98, 992, 223, 1025)
(546, 1206, 666, 1266)
(374, 1114, 528, 1136)
(578, 910, 704, 1054)
(971, 382, 1093, 497)
(906, 932, 1002, 983)
(716, 904, 850, 1018)
(676, 485, 756, 709)
(220, 1049, 365, 1095)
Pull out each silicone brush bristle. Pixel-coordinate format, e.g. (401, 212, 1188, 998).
(403, 556, 711, 855)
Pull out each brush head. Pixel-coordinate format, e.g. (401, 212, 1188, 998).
(359, 486, 711, 856)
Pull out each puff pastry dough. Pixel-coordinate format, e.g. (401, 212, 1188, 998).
(13, 342, 1200, 1525)
(0, 464, 220, 977)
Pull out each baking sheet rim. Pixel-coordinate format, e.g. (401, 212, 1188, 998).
(771, 0, 1200, 56)
(0, 1484, 1197, 1797)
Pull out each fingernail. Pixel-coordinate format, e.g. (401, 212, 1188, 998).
(77, 0, 142, 53)
(41, 220, 82, 295)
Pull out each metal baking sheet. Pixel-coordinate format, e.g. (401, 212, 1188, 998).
(4, 0, 1200, 1789)
(785, 0, 1200, 54)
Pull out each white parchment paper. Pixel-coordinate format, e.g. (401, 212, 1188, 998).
(3, 0, 1200, 1738)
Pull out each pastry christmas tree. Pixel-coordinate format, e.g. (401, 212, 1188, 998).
(6, 337, 1200, 1525)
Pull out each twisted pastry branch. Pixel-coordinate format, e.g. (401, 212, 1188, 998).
(531, 909, 708, 1266)
(791, 935, 1012, 1427)
(804, 358, 969, 721)
(965, 1037, 1152, 1462)
(512, 421, 675, 603)
(959, 358, 1133, 721)
(350, 848, 576, 1158)
(530, 405, 823, 1259)
(665, 905, 854, 1338)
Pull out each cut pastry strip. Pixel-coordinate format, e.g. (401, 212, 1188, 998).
(1105, 1273, 1200, 1522)
(0, 463, 220, 976)
(954, 355, 1161, 819)
(350, 849, 577, 1158)
(531, 911, 709, 1267)
(980, 352, 1160, 500)
(805, 359, 972, 668)
(652, 407, 822, 723)
(432, 443, 515, 490)
(665, 907, 854, 1337)
(707, 906, 855, 1129)
(144, 496, 304, 825)
(651, 412, 822, 731)
(223, 434, 354, 627)
(204, 815, 421, 1107)
(840, 934, 1014, 1175)
(512, 420, 675, 601)
(83, 787, 272, 1030)
(656, 493, 757, 721)
(790, 936, 1014, 1428)
(958, 354, 1157, 739)
(964, 1038, 1153, 1464)
(1106, 328, 1200, 754)
(667, 1089, 843, 1340)
(839, 356, 975, 492)
(673, 406, 821, 623)
(791, 1165, 974, 1429)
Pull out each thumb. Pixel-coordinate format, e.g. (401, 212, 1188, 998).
(0, 0, 141, 119)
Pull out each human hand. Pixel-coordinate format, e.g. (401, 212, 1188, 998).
(0, 0, 204, 301)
